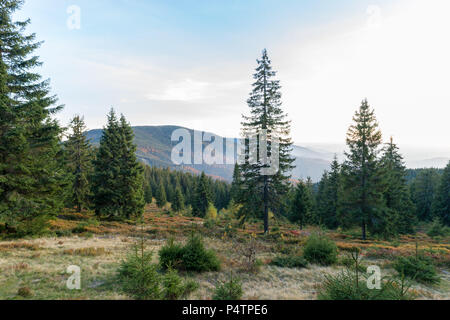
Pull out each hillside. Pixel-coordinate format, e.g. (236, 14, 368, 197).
(86, 126, 331, 182)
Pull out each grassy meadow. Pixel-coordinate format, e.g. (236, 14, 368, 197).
(0, 203, 449, 300)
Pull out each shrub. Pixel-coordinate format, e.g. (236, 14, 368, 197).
(427, 218, 449, 238)
(270, 255, 308, 269)
(318, 270, 415, 300)
(162, 267, 199, 300)
(393, 255, 440, 284)
(303, 234, 338, 266)
(118, 244, 161, 300)
(213, 273, 243, 300)
(159, 238, 184, 270)
(159, 234, 221, 273)
(181, 234, 221, 272)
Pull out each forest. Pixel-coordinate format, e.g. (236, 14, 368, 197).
(0, 0, 449, 301)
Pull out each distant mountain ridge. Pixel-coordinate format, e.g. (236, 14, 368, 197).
(86, 125, 331, 182)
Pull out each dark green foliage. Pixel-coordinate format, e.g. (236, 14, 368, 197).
(0, 0, 65, 235)
(159, 238, 184, 270)
(159, 235, 221, 273)
(410, 169, 440, 222)
(432, 161, 450, 226)
(303, 234, 338, 266)
(316, 156, 341, 229)
(427, 217, 449, 237)
(339, 99, 385, 240)
(213, 273, 243, 300)
(118, 244, 161, 300)
(239, 49, 295, 233)
(143, 166, 230, 213)
(230, 163, 242, 203)
(393, 255, 440, 284)
(119, 240, 198, 300)
(64, 115, 94, 212)
(192, 172, 212, 217)
(379, 138, 416, 235)
(161, 267, 199, 300)
(92, 110, 145, 220)
(155, 180, 167, 208)
(290, 181, 314, 229)
(172, 184, 185, 212)
(143, 167, 153, 204)
(181, 234, 221, 272)
(270, 255, 307, 269)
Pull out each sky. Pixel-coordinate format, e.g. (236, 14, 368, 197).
(15, 0, 450, 154)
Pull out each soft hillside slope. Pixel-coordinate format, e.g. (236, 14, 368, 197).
(86, 126, 331, 181)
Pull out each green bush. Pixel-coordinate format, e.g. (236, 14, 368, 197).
(161, 267, 199, 300)
(213, 274, 243, 300)
(393, 255, 440, 284)
(318, 270, 415, 300)
(159, 238, 184, 270)
(118, 245, 161, 300)
(159, 234, 221, 273)
(427, 218, 449, 238)
(119, 242, 199, 300)
(182, 234, 221, 272)
(303, 234, 338, 266)
(270, 255, 307, 269)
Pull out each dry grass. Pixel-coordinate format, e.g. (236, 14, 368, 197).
(0, 204, 449, 300)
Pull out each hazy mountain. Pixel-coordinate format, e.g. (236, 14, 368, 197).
(86, 126, 331, 182)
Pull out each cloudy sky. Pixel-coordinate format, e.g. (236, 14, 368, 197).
(16, 0, 450, 152)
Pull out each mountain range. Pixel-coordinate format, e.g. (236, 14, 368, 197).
(86, 126, 449, 183)
(86, 126, 333, 182)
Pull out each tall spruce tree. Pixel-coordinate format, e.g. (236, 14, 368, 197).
(380, 138, 416, 235)
(432, 162, 450, 226)
(65, 115, 93, 212)
(239, 49, 295, 234)
(339, 99, 385, 240)
(117, 115, 145, 218)
(92, 110, 144, 219)
(0, 0, 65, 234)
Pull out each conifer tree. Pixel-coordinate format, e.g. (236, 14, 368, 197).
(410, 169, 440, 222)
(117, 115, 145, 218)
(230, 163, 242, 203)
(380, 138, 416, 235)
(432, 162, 450, 226)
(290, 181, 313, 230)
(65, 115, 93, 212)
(92, 110, 144, 219)
(339, 99, 385, 240)
(172, 184, 185, 213)
(144, 183, 153, 204)
(316, 156, 341, 229)
(0, 0, 65, 234)
(192, 172, 212, 217)
(239, 49, 295, 234)
(155, 180, 167, 208)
